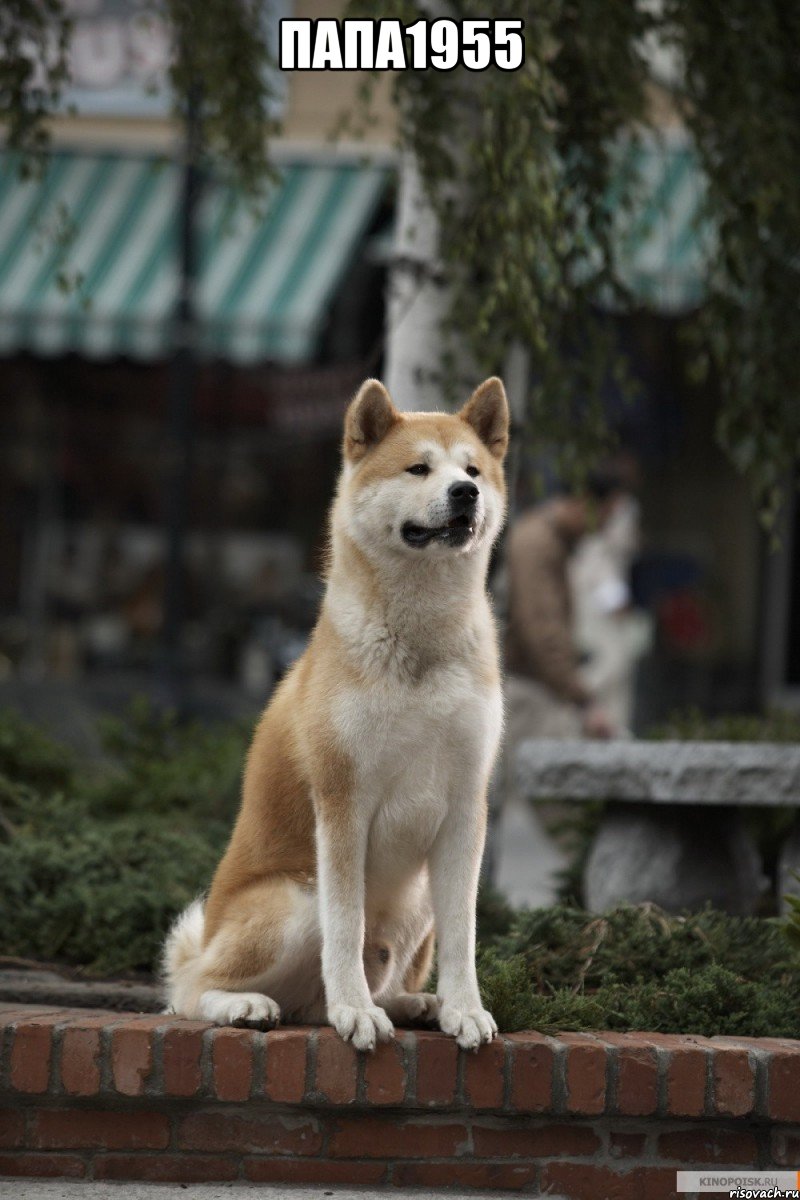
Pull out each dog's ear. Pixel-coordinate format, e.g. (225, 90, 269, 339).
(459, 377, 509, 460)
(344, 379, 400, 462)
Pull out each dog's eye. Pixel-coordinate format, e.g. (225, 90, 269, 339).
(406, 463, 430, 476)
(466, 465, 480, 478)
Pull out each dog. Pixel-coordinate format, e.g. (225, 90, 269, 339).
(163, 376, 509, 1051)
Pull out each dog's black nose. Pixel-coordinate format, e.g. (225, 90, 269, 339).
(448, 480, 479, 508)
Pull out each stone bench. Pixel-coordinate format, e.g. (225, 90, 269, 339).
(516, 740, 800, 914)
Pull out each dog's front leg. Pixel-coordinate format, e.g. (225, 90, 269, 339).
(428, 795, 497, 1050)
(316, 810, 394, 1052)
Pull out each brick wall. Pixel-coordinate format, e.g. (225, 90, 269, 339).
(1, 1004, 799, 1197)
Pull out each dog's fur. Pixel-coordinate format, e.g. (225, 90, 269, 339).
(163, 376, 509, 1051)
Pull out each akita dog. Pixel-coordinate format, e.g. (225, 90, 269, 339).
(163, 376, 509, 1051)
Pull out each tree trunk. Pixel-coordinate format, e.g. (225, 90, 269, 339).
(383, 151, 452, 411)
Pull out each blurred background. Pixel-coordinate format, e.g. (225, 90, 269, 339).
(1, 1, 800, 1002)
(0, 0, 797, 743)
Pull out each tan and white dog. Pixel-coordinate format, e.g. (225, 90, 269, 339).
(163, 376, 509, 1051)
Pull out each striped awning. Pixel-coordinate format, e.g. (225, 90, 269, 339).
(0, 151, 389, 363)
(611, 133, 711, 312)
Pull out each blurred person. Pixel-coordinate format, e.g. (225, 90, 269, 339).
(570, 489, 653, 733)
(489, 469, 628, 908)
(503, 469, 627, 744)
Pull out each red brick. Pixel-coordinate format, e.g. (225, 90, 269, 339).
(245, 1158, 387, 1185)
(329, 1115, 467, 1159)
(0, 1153, 86, 1178)
(609, 1130, 648, 1159)
(393, 1161, 538, 1190)
(771, 1130, 800, 1166)
(314, 1028, 358, 1104)
(643, 1032, 710, 1051)
(606, 1031, 657, 1045)
(473, 1121, 600, 1158)
(211, 1027, 254, 1101)
(562, 1033, 606, 1116)
(177, 1110, 322, 1156)
(61, 1007, 123, 1020)
(10, 1016, 62, 1093)
(713, 1047, 755, 1117)
(60, 1026, 103, 1097)
(0, 1107, 25, 1148)
(111, 1024, 155, 1096)
(666, 1044, 708, 1117)
(95, 1154, 239, 1182)
(414, 1031, 458, 1106)
(641, 1166, 683, 1200)
(541, 1163, 640, 1200)
(363, 1034, 407, 1104)
(508, 1033, 555, 1113)
(628, 1027, 710, 1118)
(0, 1007, 65, 1030)
(464, 1035, 505, 1109)
(263, 1028, 308, 1103)
(713, 1034, 781, 1048)
(769, 1048, 800, 1122)
(161, 1023, 207, 1097)
(60, 1011, 121, 1033)
(544, 1164, 678, 1200)
(31, 1109, 169, 1151)
(658, 1127, 758, 1165)
(602, 1034, 658, 1116)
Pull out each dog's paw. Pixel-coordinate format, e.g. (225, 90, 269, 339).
(329, 1003, 394, 1051)
(384, 991, 440, 1025)
(438, 1001, 497, 1050)
(199, 989, 281, 1029)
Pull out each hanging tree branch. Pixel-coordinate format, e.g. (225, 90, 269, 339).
(349, 0, 800, 518)
(663, 0, 800, 528)
(3, 0, 800, 518)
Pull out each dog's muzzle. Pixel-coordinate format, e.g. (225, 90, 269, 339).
(401, 482, 480, 548)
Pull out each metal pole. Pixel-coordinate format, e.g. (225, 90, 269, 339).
(160, 82, 202, 713)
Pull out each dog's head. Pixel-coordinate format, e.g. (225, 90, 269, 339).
(336, 377, 509, 562)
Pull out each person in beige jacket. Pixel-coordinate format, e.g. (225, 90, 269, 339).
(504, 475, 626, 747)
(490, 473, 628, 903)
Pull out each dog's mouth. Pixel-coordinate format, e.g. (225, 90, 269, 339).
(401, 513, 477, 548)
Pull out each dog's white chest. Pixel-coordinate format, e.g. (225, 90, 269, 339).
(332, 662, 501, 887)
(335, 661, 496, 778)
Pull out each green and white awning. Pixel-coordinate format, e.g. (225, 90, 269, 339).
(0, 136, 708, 362)
(0, 151, 389, 363)
(612, 133, 711, 312)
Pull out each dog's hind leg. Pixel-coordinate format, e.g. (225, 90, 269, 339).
(382, 926, 439, 1025)
(403, 925, 436, 993)
(165, 876, 321, 1027)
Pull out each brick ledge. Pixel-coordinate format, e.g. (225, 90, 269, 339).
(2, 1003, 799, 1196)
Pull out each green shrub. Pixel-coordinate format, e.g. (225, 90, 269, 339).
(89, 697, 248, 820)
(2, 704, 800, 1039)
(0, 810, 226, 974)
(478, 958, 799, 1040)
(648, 706, 800, 743)
(475, 902, 800, 1037)
(0, 701, 246, 975)
(475, 881, 516, 941)
(0, 707, 74, 791)
(493, 903, 795, 989)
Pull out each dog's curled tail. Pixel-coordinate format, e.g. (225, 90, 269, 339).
(161, 898, 205, 1014)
